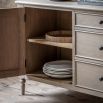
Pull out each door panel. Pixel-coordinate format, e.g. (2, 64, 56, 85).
(0, 8, 25, 77)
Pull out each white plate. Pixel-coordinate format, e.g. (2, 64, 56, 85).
(44, 60, 72, 69)
(43, 70, 72, 75)
(43, 68, 72, 73)
(44, 72, 72, 79)
(43, 67, 72, 72)
(43, 60, 72, 79)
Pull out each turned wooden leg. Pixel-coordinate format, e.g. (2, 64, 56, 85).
(21, 78, 26, 95)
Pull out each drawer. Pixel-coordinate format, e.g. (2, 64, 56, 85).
(76, 61, 103, 92)
(76, 32, 103, 60)
(75, 13, 103, 28)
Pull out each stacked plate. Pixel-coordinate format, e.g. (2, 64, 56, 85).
(43, 60, 72, 79)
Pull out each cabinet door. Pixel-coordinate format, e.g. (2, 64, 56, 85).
(0, 8, 25, 77)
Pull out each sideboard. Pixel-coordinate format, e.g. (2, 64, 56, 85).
(11, 0, 103, 98)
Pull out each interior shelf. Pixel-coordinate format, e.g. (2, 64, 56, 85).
(25, 9, 73, 89)
(27, 39, 72, 49)
(27, 71, 72, 89)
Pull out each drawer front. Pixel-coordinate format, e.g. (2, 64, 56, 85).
(76, 13, 103, 28)
(76, 32, 103, 60)
(76, 61, 103, 92)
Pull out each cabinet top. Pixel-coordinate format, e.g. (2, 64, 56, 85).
(15, 0, 103, 12)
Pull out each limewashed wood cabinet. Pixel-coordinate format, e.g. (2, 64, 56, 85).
(15, 0, 103, 97)
(1, 0, 103, 98)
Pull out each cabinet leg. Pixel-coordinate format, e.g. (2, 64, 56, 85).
(21, 78, 26, 95)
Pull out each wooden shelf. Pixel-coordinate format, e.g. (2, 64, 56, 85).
(27, 39, 72, 49)
(27, 71, 72, 89)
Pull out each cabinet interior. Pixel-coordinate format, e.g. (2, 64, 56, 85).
(25, 8, 72, 85)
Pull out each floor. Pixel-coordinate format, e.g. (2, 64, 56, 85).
(0, 76, 103, 103)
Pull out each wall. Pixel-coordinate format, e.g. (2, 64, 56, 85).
(0, 0, 17, 8)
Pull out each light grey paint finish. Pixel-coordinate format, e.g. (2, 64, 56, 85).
(75, 31, 103, 60)
(76, 61, 103, 93)
(15, 0, 103, 12)
(74, 10, 103, 98)
(75, 13, 103, 29)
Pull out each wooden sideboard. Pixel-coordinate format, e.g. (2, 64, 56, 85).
(15, 0, 103, 98)
(0, 0, 103, 98)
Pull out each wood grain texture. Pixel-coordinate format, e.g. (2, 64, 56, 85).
(28, 39, 72, 49)
(0, 8, 25, 78)
(17, 8, 26, 75)
(25, 8, 72, 73)
(0, 9, 19, 71)
(27, 72, 72, 89)
(25, 8, 57, 73)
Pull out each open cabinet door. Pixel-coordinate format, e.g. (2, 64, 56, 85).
(0, 8, 25, 78)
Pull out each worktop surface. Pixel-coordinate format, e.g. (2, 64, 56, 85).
(15, 0, 103, 12)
